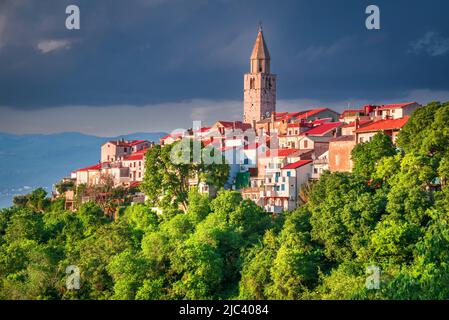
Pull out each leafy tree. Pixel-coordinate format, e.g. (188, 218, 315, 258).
(122, 204, 158, 238)
(267, 207, 323, 300)
(351, 132, 397, 180)
(141, 141, 229, 212)
(170, 241, 224, 299)
(239, 230, 279, 300)
(4, 208, 46, 243)
(106, 250, 149, 300)
(308, 172, 386, 262)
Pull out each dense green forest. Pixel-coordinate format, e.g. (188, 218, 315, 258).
(0, 101, 448, 300)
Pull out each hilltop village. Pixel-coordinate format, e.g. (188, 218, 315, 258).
(62, 29, 422, 214)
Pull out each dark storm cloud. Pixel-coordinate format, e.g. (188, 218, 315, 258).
(0, 0, 449, 134)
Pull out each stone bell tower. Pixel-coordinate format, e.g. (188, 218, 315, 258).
(243, 26, 276, 124)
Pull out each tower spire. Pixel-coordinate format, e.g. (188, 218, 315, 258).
(250, 26, 270, 73)
(243, 27, 276, 124)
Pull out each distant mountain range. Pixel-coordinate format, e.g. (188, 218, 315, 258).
(0, 131, 166, 209)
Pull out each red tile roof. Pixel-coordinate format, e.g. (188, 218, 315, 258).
(216, 121, 252, 131)
(303, 122, 342, 136)
(202, 140, 212, 146)
(75, 163, 104, 172)
(341, 109, 365, 117)
(266, 148, 300, 157)
(355, 116, 410, 133)
(160, 131, 186, 141)
(123, 154, 144, 161)
(341, 120, 373, 128)
(130, 181, 142, 188)
(312, 118, 333, 125)
(296, 108, 331, 120)
(107, 140, 147, 147)
(376, 102, 417, 110)
(128, 140, 146, 146)
(123, 148, 150, 161)
(282, 160, 313, 170)
(276, 112, 302, 121)
(197, 127, 211, 133)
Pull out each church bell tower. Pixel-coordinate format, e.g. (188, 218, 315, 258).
(243, 26, 277, 124)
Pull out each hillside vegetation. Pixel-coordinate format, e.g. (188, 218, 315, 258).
(0, 102, 448, 300)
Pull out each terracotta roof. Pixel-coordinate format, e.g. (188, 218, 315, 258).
(376, 102, 417, 110)
(196, 127, 211, 133)
(266, 148, 300, 157)
(277, 112, 302, 121)
(130, 181, 142, 188)
(341, 120, 373, 128)
(160, 132, 185, 141)
(342, 109, 365, 116)
(202, 140, 212, 146)
(75, 163, 104, 172)
(128, 140, 146, 146)
(312, 118, 333, 125)
(355, 117, 410, 133)
(105, 140, 148, 147)
(123, 154, 144, 161)
(303, 122, 342, 136)
(296, 108, 335, 120)
(242, 187, 262, 194)
(216, 121, 252, 131)
(282, 160, 313, 170)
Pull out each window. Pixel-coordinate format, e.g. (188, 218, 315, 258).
(304, 140, 308, 149)
(287, 171, 291, 177)
(124, 147, 127, 152)
(250, 78, 255, 89)
(281, 184, 285, 191)
(244, 158, 249, 165)
(314, 168, 318, 174)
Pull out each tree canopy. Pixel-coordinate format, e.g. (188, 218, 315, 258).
(1, 102, 449, 300)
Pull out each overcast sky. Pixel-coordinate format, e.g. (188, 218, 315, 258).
(1, 0, 449, 136)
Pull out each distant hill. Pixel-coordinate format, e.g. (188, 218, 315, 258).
(0, 131, 166, 208)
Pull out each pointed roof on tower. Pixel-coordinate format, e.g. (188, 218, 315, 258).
(250, 27, 270, 60)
